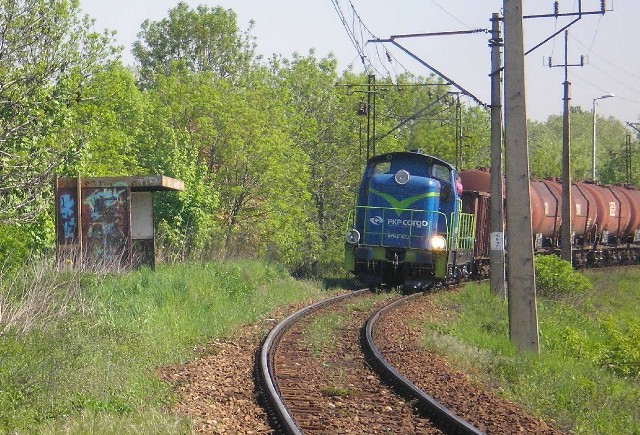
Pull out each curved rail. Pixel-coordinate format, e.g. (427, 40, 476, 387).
(364, 293, 485, 435)
(258, 289, 368, 434)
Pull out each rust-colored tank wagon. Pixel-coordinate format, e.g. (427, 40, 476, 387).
(578, 182, 631, 241)
(544, 180, 597, 239)
(458, 167, 640, 267)
(529, 179, 562, 240)
(607, 185, 633, 238)
(458, 168, 492, 193)
(617, 185, 640, 241)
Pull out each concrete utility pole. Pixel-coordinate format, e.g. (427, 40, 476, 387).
(367, 74, 376, 159)
(489, 13, 506, 298)
(560, 32, 573, 263)
(548, 30, 584, 263)
(503, 0, 539, 353)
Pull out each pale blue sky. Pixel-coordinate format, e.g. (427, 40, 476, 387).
(80, 0, 640, 124)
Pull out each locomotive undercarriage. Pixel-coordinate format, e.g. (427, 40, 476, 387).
(353, 247, 473, 291)
(354, 258, 436, 289)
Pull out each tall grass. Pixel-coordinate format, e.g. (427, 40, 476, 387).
(423, 270, 640, 434)
(0, 258, 95, 335)
(0, 259, 327, 433)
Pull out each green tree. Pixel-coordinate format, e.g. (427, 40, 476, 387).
(593, 115, 633, 184)
(528, 109, 630, 183)
(0, 0, 118, 225)
(132, 2, 256, 88)
(273, 53, 365, 273)
(211, 69, 312, 264)
(68, 63, 147, 176)
(137, 70, 219, 254)
(0, 0, 119, 264)
(529, 116, 563, 178)
(459, 105, 491, 170)
(139, 65, 312, 264)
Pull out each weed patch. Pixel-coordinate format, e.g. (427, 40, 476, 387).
(0, 259, 326, 432)
(422, 270, 640, 434)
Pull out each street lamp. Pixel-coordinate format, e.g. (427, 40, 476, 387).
(592, 93, 615, 180)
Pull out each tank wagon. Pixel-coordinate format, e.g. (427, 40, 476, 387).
(459, 169, 640, 268)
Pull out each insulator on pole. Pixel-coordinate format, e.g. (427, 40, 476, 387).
(357, 101, 368, 116)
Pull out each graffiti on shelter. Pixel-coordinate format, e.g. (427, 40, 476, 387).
(59, 192, 77, 242)
(82, 187, 131, 263)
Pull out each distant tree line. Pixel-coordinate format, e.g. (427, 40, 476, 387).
(0, 0, 636, 272)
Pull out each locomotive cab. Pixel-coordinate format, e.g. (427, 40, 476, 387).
(345, 151, 475, 289)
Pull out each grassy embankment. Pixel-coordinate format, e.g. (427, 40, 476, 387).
(3, 255, 639, 434)
(424, 263, 640, 434)
(0, 260, 330, 434)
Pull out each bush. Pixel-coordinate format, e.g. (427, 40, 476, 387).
(534, 254, 592, 298)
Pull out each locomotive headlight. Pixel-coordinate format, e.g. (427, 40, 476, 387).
(345, 229, 361, 244)
(394, 169, 410, 185)
(430, 235, 447, 251)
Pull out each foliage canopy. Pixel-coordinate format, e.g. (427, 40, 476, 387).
(0, 1, 637, 271)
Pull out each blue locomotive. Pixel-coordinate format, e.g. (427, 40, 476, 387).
(344, 150, 476, 289)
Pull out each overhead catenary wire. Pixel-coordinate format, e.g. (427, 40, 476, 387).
(569, 33, 640, 81)
(329, 0, 417, 82)
(586, 14, 602, 54)
(428, 0, 474, 30)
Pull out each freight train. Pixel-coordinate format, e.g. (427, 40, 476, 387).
(344, 150, 640, 289)
(344, 150, 476, 289)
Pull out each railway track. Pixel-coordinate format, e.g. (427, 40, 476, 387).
(371, 291, 564, 434)
(160, 284, 565, 433)
(257, 289, 485, 434)
(258, 290, 367, 434)
(364, 293, 483, 435)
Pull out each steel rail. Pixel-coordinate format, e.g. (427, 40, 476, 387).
(364, 292, 485, 435)
(258, 289, 368, 434)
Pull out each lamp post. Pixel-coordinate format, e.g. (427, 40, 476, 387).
(592, 93, 615, 180)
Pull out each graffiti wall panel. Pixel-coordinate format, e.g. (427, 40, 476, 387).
(57, 188, 78, 244)
(81, 186, 132, 266)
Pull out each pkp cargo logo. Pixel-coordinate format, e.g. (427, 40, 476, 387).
(369, 215, 384, 225)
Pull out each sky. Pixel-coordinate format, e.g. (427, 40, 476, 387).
(79, 0, 640, 126)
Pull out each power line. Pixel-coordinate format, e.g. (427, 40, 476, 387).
(329, 0, 416, 82)
(585, 14, 603, 54)
(586, 63, 640, 97)
(569, 34, 640, 81)
(329, 0, 367, 66)
(428, 0, 474, 29)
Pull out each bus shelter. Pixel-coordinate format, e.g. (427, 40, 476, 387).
(55, 175, 184, 270)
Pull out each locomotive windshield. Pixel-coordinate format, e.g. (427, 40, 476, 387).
(431, 164, 451, 183)
(365, 156, 451, 183)
(372, 161, 391, 175)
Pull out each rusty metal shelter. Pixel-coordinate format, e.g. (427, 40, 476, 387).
(55, 175, 184, 270)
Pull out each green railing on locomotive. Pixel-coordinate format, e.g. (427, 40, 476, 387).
(447, 197, 476, 250)
(352, 205, 475, 250)
(451, 212, 475, 250)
